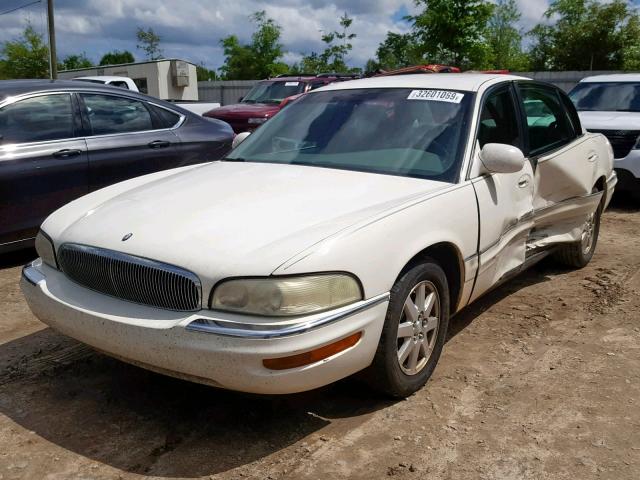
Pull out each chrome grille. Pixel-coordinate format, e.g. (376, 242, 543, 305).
(588, 129, 640, 159)
(58, 244, 201, 311)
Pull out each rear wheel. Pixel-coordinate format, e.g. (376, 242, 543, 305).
(554, 192, 603, 268)
(365, 260, 449, 398)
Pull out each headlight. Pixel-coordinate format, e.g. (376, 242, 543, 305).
(34, 230, 57, 269)
(247, 117, 268, 125)
(211, 274, 363, 316)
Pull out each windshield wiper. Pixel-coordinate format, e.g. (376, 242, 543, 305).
(222, 157, 245, 162)
(614, 109, 640, 112)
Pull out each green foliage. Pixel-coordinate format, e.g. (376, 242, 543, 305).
(408, 0, 495, 69)
(368, 32, 421, 72)
(0, 23, 50, 79)
(219, 11, 288, 80)
(486, 0, 529, 71)
(196, 63, 217, 81)
(99, 50, 135, 66)
(301, 13, 360, 74)
(58, 53, 93, 71)
(136, 27, 163, 60)
(529, 0, 640, 71)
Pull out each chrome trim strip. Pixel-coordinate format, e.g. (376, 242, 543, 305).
(22, 260, 45, 286)
(186, 292, 390, 339)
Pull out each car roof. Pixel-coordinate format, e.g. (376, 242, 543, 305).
(318, 73, 530, 93)
(261, 76, 318, 82)
(73, 76, 131, 82)
(0, 79, 197, 117)
(580, 73, 640, 83)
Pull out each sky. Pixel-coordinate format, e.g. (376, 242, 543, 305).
(0, 0, 552, 71)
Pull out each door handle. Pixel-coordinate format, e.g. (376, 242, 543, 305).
(52, 148, 82, 158)
(518, 177, 529, 188)
(148, 140, 171, 149)
(588, 152, 598, 162)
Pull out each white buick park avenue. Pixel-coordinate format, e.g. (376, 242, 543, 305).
(22, 74, 616, 398)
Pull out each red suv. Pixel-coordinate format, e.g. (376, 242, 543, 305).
(203, 74, 358, 133)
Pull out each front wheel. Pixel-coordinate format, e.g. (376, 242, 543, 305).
(365, 260, 450, 398)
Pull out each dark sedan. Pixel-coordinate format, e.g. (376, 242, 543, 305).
(0, 80, 234, 253)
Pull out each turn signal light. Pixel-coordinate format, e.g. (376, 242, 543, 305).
(262, 332, 362, 370)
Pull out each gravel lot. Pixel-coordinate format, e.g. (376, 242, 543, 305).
(1, 198, 639, 480)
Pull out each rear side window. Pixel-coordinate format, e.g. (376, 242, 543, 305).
(0, 94, 74, 144)
(518, 84, 575, 156)
(148, 104, 181, 129)
(477, 86, 521, 149)
(108, 81, 129, 89)
(81, 94, 153, 135)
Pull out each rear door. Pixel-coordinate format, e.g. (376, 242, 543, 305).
(79, 92, 182, 191)
(0, 92, 88, 246)
(516, 82, 600, 247)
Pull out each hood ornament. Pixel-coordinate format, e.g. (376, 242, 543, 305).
(121, 233, 133, 242)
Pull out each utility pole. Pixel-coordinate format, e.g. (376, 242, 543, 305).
(46, 0, 57, 79)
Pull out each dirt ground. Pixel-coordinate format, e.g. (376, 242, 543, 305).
(0, 197, 639, 480)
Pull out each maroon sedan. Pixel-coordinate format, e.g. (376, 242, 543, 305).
(204, 74, 358, 133)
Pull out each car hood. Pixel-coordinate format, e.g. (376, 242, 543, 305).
(578, 111, 640, 130)
(205, 103, 280, 118)
(53, 162, 448, 289)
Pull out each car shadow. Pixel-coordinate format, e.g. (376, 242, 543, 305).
(607, 191, 640, 213)
(0, 257, 567, 478)
(0, 326, 396, 478)
(0, 247, 36, 270)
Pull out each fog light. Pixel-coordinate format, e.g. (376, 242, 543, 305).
(262, 332, 362, 370)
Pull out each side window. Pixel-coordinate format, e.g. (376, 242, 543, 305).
(81, 94, 153, 135)
(0, 94, 74, 144)
(109, 81, 129, 89)
(518, 84, 575, 156)
(558, 89, 582, 136)
(477, 86, 520, 149)
(147, 104, 181, 129)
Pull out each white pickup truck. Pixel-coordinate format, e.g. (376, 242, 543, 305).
(569, 74, 640, 199)
(71, 76, 221, 116)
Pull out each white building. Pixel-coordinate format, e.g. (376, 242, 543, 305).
(58, 58, 199, 101)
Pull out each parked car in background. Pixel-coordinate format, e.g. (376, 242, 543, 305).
(203, 73, 359, 133)
(0, 79, 233, 253)
(73, 76, 140, 91)
(569, 74, 640, 198)
(22, 74, 615, 398)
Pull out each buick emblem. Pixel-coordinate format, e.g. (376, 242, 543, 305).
(121, 233, 133, 242)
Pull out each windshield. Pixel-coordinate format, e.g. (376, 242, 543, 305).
(569, 82, 640, 112)
(242, 81, 305, 104)
(228, 88, 473, 182)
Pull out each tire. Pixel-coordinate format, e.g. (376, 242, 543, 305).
(553, 191, 603, 268)
(365, 260, 450, 398)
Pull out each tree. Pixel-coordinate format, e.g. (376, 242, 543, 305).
(136, 27, 163, 60)
(409, 0, 495, 69)
(219, 11, 288, 79)
(368, 32, 421, 72)
(300, 13, 360, 74)
(529, 0, 640, 71)
(99, 50, 135, 65)
(196, 63, 217, 81)
(0, 23, 49, 79)
(486, 0, 529, 71)
(58, 53, 92, 71)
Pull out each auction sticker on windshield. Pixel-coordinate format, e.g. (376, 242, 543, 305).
(407, 90, 464, 103)
(285, 82, 300, 86)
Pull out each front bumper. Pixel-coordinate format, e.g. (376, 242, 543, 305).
(21, 260, 388, 394)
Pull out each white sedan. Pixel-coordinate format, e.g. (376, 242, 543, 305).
(21, 74, 616, 397)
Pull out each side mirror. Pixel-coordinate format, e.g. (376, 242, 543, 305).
(232, 131, 251, 149)
(479, 143, 525, 174)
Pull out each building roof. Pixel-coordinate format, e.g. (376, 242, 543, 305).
(319, 73, 530, 93)
(581, 73, 640, 83)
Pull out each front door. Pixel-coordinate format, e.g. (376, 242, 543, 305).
(0, 92, 88, 246)
(469, 84, 535, 302)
